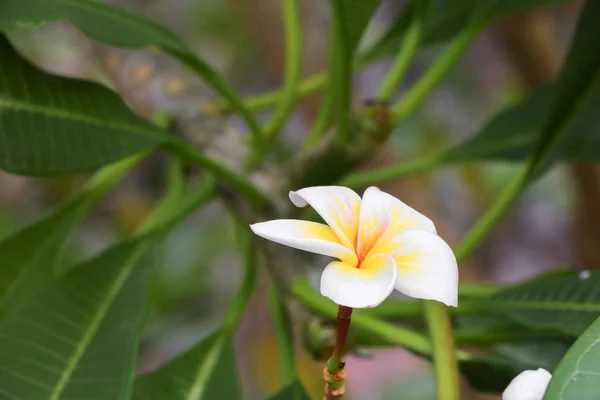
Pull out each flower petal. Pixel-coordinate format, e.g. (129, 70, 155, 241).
(289, 186, 361, 252)
(502, 368, 551, 400)
(320, 254, 397, 308)
(380, 229, 458, 307)
(357, 186, 436, 260)
(250, 219, 357, 264)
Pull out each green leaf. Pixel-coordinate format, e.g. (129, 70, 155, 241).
(268, 381, 311, 400)
(133, 221, 256, 400)
(0, 36, 166, 176)
(461, 341, 569, 393)
(444, 0, 600, 168)
(544, 317, 600, 400)
(364, 0, 472, 60)
(525, 0, 600, 179)
(493, 341, 571, 371)
(0, 238, 149, 400)
(133, 330, 241, 400)
(0, 155, 144, 321)
(339, 0, 381, 55)
(475, 0, 570, 20)
(0, 163, 213, 400)
(0, 0, 264, 144)
(443, 86, 554, 163)
(0, 36, 265, 209)
(479, 270, 600, 336)
(365, 0, 569, 61)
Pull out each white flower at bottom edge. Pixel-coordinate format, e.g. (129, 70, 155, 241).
(503, 368, 552, 400)
(250, 186, 458, 308)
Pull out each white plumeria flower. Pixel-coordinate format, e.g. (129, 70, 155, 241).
(503, 368, 552, 400)
(250, 186, 458, 308)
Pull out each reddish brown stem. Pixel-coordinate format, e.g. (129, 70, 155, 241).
(323, 305, 353, 400)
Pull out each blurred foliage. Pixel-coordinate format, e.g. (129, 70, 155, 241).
(1, 0, 600, 399)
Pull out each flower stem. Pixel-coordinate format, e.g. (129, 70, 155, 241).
(324, 305, 353, 399)
(423, 300, 459, 400)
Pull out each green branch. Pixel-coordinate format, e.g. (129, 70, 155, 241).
(267, 286, 296, 386)
(163, 139, 269, 211)
(213, 73, 326, 114)
(329, 0, 352, 146)
(454, 167, 529, 263)
(303, 7, 344, 149)
(167, 49, 266, 148)
(377, 3, 424, 102)
(263, 0, 302, 141)
(340, 155, 441, 188)
(393, 21, 485, 124)
(224, 221, 258, 329)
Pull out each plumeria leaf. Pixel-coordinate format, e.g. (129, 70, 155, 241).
(339, 0, 381, 55)
(0, 159, 211, 400)
(364, 0, 569, 61)
(133, 330, 241, 400)
(523, 0, 600, 180)
(0, 237, 150, 400)
(543, 317, 600, 399)
(478, 269, 600, 336)
(443, 86, 555, 163)
(133, 222, 256, 400)
(474, 0, 571, 20)
(0, 36, 166, 176)
(461, 340, 569, 393)
(461, 356, 536, 394)
(0, 155, 144, 322)
(363, 0, 474, 60)
(442, 0, 600, 175)
(0, 0, 262, 142)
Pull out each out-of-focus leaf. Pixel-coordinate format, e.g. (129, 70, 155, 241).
(0, 0, 187, 51)
(133, 331, 241, 400)
(133, 222, 256, 400)
(365, 0, 569, 61)
(445, 0, 600, 168)
(443, 86, 554, 162)
(268, 381, 311, 400)
(524, 0, 600, 179)
(493, 341, 571, 372)
(479, 270, 600, 336)
(0, 164, 212, 400)
(461, 355, 536, 393)
(0, 35, 265, 209)
(364, 0, 474, 60)
(544, 317, 600, 400)
(0, 238, 149, 400)
(475, 0, 570, 20)
(0, 155, 144, 321)
(339, 0, 381, 54)
(462, 340, 569, 393)
(0, 36, 166, 176)
(0, 0, 263, 143)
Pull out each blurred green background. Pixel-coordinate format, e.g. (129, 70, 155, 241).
(0, 1, 587, 398)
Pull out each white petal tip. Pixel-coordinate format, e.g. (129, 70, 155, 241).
(288, 190, 307, 207)
(503, 368, 552, 400)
